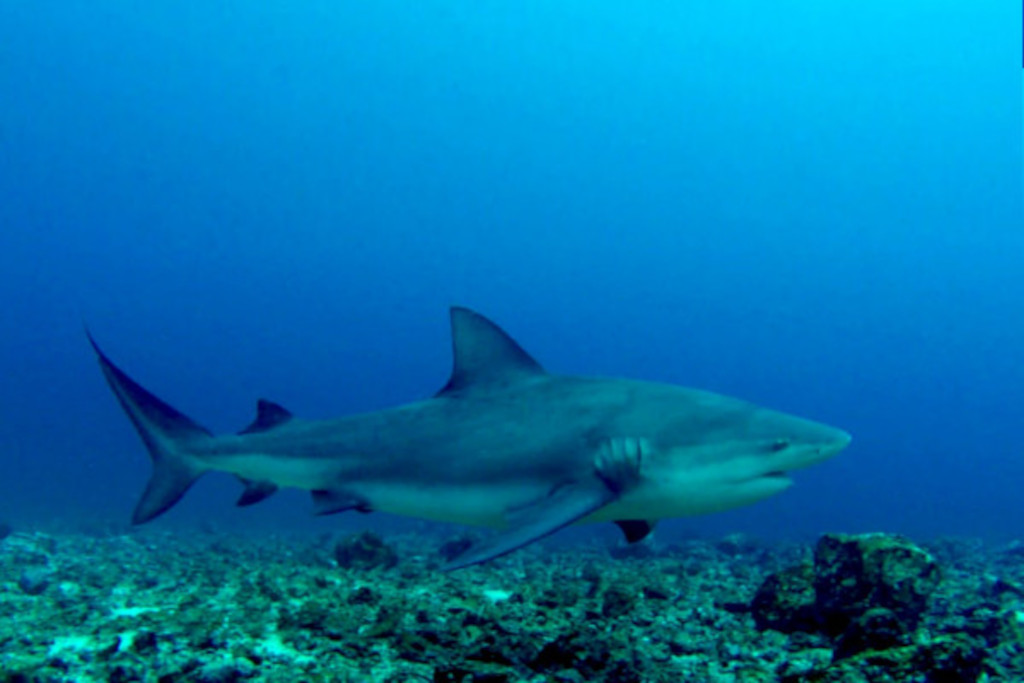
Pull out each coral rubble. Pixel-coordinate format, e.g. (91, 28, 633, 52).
(0, 528, 1019, 681)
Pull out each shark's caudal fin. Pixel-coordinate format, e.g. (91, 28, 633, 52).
(87, 332, 213, 524)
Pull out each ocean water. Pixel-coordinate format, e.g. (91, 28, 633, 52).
(0, 1, 1020, 549)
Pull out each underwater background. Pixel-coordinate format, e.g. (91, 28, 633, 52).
(0, 1, 1021, 548)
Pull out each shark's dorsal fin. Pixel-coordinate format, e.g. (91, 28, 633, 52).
(239, 399, 293, 435)
(438, 307, 545, 395)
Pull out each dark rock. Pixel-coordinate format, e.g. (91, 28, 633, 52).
(531, 632, 614, 675)
(834, 607, 908, 659)
(807, 636, 985, 683)
(1000, 540, 1024, 559)
(753, 532, 941, 645)
(579, 562, 604, 598)
(609, 541, 657, 560)
(600, 584, 637, 619)
(466, 673, 511, 683)
(535, 585, 580, 610)
(813, 533, 940, 635)
(347, 585, 379, 605)
(911, 635, 986, 682)
(433, 666, 472, 683)
(334, 531, 398, 570)
(716, 533, 762, 557)
(987, 576, 1024, 599)
(642, 584, 671, 601)
(17, 567, 51, 595)
(0, 521, 12, 541)
(129, 629, 159, 655)
(365, 604, 403, 638)
(751, 563, 818, 633)
(438, 535, 476, 563)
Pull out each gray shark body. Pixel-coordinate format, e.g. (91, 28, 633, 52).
(91, 307, 850, 569)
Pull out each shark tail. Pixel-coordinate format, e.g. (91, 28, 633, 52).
(87, 332, 213, 524)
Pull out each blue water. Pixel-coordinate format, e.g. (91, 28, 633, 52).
(0, 2, 1020, 546)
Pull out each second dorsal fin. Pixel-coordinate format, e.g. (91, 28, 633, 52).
(437, 307, 545, 395)
(239, 399, 293, 434)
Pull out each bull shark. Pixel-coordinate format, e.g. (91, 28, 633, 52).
(90, 307, 850, 569)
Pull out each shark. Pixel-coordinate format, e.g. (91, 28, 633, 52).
(90, 307, 850, 569)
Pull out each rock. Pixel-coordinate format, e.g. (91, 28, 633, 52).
(986, 575, 1024, 599)
(195, 656, 257, 682)
(911, 635, 986, 681)
(813, 533, 940, 635)
(777, 648, 832, 678)
(716, 533, 761, 556)
(751, 563, 818, 633)
(803, 636, 985, 683)
(333, 532, 398, 570)
(438, 534, 476, 563)
(752, 532, 941, 652)
(347, 585, 379, 605)
(17, 567, 51, 595)
(600, 584, 638, 619)
(834, 607, 908, 659)
(0, 521, 12, 541)
(1000, 540, 1024, 559)
(530, 632, 615, 677)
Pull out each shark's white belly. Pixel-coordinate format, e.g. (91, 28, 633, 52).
(590, 474, 793, 522)
(357, 482, 545, 528)
(213, 453, 343, 491)
(212, 451, 791, 529)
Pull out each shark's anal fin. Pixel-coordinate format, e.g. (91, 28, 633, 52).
(614, 520, 656, 544)
(443, 437, 647, 571)
(311, 490, 372, 516)
(239, 399, 293, 435)
(236, 479, 278, 507)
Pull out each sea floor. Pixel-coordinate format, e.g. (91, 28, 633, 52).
(0, 524, 1021, 682)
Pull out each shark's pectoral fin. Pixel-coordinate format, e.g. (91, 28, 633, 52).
(235, 478, 278, 507)
(442, 479, 614, 571)
(444, 437, 646, 571)
(311, 490, 372, 516)
(614, 519, 657, 544)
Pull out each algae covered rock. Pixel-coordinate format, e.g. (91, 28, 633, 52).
(751, 562, 818, 632)
(788, 635, 986, 683)
(814, 532, 940, 635)
(17, 566, 51, 595)
(600, 583, 638, 619)
(833, 607, 908, 659)
(333, 531, 398, 570)
(752, 532, 941, 650)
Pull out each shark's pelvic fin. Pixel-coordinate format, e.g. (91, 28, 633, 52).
(311, 489, 372, 515)
(87, 331, 212, 524)
(236, 478, 278, 507)
(443, 436, 645, 571)
(239, 399, 293, 435)
(438, 307, 545, 395)
(614, 519, 657, 544)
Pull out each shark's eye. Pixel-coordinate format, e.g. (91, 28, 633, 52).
(769, 439, 790, 453)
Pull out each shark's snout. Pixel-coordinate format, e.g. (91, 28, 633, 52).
(822, 429, 852, 457)
(754, 414, 851, 475)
